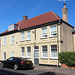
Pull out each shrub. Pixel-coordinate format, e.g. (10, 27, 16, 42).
(59, 52, 75, 67)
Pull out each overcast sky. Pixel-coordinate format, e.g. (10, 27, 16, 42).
(0, 0, 75, 33)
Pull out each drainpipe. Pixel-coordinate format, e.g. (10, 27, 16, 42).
(57, 19, 61, 67)
(32, 29, 36, 46)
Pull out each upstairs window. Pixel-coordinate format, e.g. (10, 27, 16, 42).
(3, 37, 6, 45)
(26, 31, 31, 40)
(50, 25, 57, 37)
(27, 47, 31, 58)
(41, 27, 47, 38)
(11, 36, 15, 44)
(21, 32, 25, 41)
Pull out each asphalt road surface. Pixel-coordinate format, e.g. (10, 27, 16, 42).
(0, 65, 75, 75)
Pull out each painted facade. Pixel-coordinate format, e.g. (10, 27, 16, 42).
(0, 4, 75, 66)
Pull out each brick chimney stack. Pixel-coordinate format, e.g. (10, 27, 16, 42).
(23, 16, 28, 21)
(62, 3, 68, 22)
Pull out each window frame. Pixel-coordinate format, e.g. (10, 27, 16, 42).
(21, 47, 25, 57)
(11, 51, 14, 57)
(50, 45, 58, 59)
(21, 32, 25, 41)
(41, 45, 48, 58)
(26, 31, 31, 40)
(41, 27, 47, 38)
(50, 25, 57, 37)
(3, 52, 6, 60)
(3, 37, 6, 46)
(11, 36, 15, 44)
(26, 47, 31, 58)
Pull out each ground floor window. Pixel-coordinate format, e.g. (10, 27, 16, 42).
(21, 47, 25, 57)
(11, 52, 14, 57)
(50, 45, 57, 59)
(41, 45, 47, 58)
(3, 52, 6, 59)
(27, 47, 31, 58)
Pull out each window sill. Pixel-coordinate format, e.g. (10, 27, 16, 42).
(41, 58, 48, 60)
(26, 40, 31, 41)
(40, 37, 47, 39)
(3, 45, 6, 46)
(49, 36, 57, 38)
(20, 41, 25, 42)
(27, 58, 31, 59)
(11, 44, 14, 45)
(21, 56, 25, 58)
(50, 58, 58, 60)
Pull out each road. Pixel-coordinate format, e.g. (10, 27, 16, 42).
(0, 65, 75, 75)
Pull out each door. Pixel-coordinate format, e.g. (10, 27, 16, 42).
(34, 46, 39, 65)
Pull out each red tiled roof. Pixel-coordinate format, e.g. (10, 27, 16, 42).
(21, 11, 61, 29)
(0, 11, 61, 35)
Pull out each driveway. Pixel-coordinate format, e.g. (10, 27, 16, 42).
(0, 65, 75, 75)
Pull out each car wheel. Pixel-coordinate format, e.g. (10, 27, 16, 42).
(14, 64, 18, 70)
(1, 63, 4, 68)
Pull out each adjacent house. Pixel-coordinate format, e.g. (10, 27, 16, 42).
(0, 39, 1, 57)
(0, 39, 1, 51)
(0, 3, 75, 66)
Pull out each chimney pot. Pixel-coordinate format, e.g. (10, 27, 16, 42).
(23, 16, 28, 21)
(64, 3, 66, 8)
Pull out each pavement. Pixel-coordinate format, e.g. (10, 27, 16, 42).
(0, 65, 75, 75)
(34, 65, 75, 75)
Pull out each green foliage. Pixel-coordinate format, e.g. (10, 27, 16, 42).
(59, 52, 75, 67)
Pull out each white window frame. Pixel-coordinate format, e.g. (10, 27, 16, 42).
(41, 45, 48, 58)
(11, 36, 15, 44)
(3, 52, 6, 60)
(50, 45, 57, 59)
(21, 47, 25, 57)
(3, 37, 6, 46)
(21, 32, 25, 41)
(26, 47, 31, 58)
(26, 31, 31, 40)
(50, 25, 57, 37)
(41, 27, 47, 38)
(10, 51, 14, 57)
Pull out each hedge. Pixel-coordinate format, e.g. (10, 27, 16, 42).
(59, 52, 75, 67)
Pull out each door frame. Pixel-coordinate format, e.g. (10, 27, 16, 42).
(33, 46, 39, 65)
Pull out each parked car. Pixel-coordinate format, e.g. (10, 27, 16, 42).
(1, 57, 33, 70)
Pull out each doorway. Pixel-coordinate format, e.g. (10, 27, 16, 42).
(34, 46, 39, 65)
